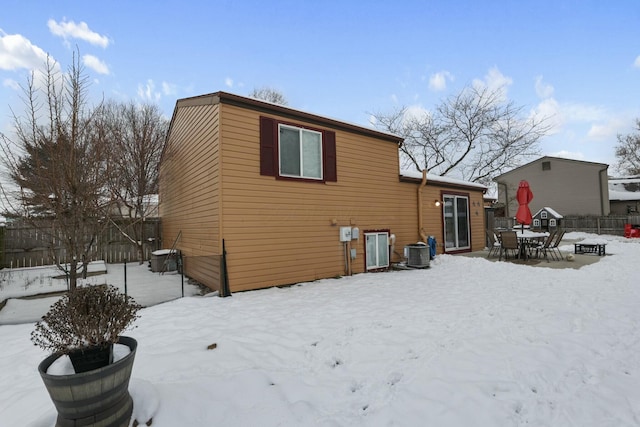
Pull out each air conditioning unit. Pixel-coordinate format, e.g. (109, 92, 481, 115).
(404, 244, 430, 268)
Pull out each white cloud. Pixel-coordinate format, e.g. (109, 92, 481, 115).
(162, 81, 177, 96)
(562, 103, 608, 122)
(137, 79, 161, 102)
(635, 55, 640, 68)
(548, 150, 585, 161)
(428, 71, 453, 91)
(403, 104, 431, 123)
(472, 66, 512, 101)
(225, 77, 233, 88)
(82, 54, 109, 74)
(587, 117, 628, 141)
(534, 75, 554, 99)
(0, 32, 49, 71)
(47, 19, 109, 48)
(531, 97, 564, 135)
(3, 78, 20, 90)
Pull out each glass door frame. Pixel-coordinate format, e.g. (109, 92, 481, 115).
(441, 192, 471, 253)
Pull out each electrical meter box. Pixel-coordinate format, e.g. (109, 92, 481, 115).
(351, 227, 359, 240)
(339, 227, 352, 242)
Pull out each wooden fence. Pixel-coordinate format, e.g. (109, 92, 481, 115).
(0, 219, 161, 269)
(493, 215, 640, 235)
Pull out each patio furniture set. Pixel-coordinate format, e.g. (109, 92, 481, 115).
(487, 229, 566, 262)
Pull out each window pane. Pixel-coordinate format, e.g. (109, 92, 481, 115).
(456, 197, 469, 247)
(302, 130, 322, 179)
(279, 127, 300, 176)
(377, 233, 389, 267)
(443, 198, 456, 248)
(366, 234, 377, 268)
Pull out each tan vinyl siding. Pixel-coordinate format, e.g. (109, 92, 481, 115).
(159, 103, 222, 290)
(419, 186, 486, 253)
(160, 93, 487, 293)
(219, 104, 417, 292)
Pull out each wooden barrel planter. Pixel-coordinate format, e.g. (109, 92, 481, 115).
(38, 336, 137, 427)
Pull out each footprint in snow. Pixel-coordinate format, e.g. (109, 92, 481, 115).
(129, 378, 160, 426)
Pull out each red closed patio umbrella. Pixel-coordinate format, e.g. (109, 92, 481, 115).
(515, 180, 533, 233)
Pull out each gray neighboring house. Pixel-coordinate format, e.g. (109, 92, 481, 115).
(494, 156, 610, 217)
(609, 177, 640, 214)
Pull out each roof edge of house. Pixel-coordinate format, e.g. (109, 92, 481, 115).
(494, 156, 609, 181)
(399, 174, 487, 192)
(174, 91, 404, 144)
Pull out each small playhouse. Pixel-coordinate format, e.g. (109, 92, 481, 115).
(532, 207, 563, 232)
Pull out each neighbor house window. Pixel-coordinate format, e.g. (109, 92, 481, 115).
(279, 124, 322, 179)
(541, 211, 548, 219)
(365, 231, 389, 270)
(542, 161, 551, 170)
(549, 219, 556, 227)
(260, 116, 337, 182)
(533, 218, 541, 228)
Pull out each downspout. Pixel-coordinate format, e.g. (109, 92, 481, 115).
(498, 181, 510, 217)
(418, 170, 428, 242)
(599, 167, 608, 216)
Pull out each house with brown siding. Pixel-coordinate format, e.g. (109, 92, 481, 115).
(159, 92, 487, 294)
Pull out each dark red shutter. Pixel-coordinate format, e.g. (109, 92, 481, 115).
(259, 116, 276, 176)
(323, 130, 337, 182)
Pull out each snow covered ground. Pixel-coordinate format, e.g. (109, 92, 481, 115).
(1, 232, 640, 426)
(0, 261, 203, 325)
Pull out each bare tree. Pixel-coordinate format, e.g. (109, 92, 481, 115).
(615, 119, 640, 176)
(249, 87, 288, 106)
(105, 101, 168, 263)
(0, 53, 113, 289)
(372, 85, 551, 185)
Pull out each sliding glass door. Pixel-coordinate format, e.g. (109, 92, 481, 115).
(443, 194, 470, 252)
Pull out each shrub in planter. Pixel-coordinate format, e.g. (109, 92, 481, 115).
(32, 285, 142, 427)
(31, 284, 141, 373)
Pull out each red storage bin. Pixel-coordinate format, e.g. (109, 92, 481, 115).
(624, 224, 640, 238)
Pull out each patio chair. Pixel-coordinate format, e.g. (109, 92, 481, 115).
(548, 230, 566, 260)
(486, 230, 501, 258)
(498, 231, 519, 261)
(532, 231, 556, 262)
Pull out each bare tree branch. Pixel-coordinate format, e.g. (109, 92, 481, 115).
(615, 119, 640, 176)
(0, 50, 114, 289)
(371, 85, 551, 185)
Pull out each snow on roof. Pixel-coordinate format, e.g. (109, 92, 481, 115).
(608, 177, 640, 201)
(533, 207, 563, 218)
(400, 169, 487, 190)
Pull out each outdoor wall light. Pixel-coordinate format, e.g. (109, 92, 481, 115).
(434, 200, 444, 207)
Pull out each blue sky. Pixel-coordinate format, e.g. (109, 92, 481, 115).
(1, 0, 639, 175)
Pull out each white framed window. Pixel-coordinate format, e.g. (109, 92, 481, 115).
(549, 219, 557, 227)
(533, 218, 541, 228)
(541, 211, 548, 219)
(278, 124, 323, 180)
(365, 231, 389, 270)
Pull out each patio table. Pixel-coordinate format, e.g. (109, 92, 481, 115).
(514, 230, 548, 260)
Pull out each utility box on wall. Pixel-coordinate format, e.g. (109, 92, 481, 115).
(339, 227, 352, 242)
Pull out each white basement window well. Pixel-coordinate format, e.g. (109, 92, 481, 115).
(365, 231, 390, 270)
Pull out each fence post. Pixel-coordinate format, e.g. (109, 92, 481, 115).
(179, 253, 184, 298)
(124, 258, 128, 296)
